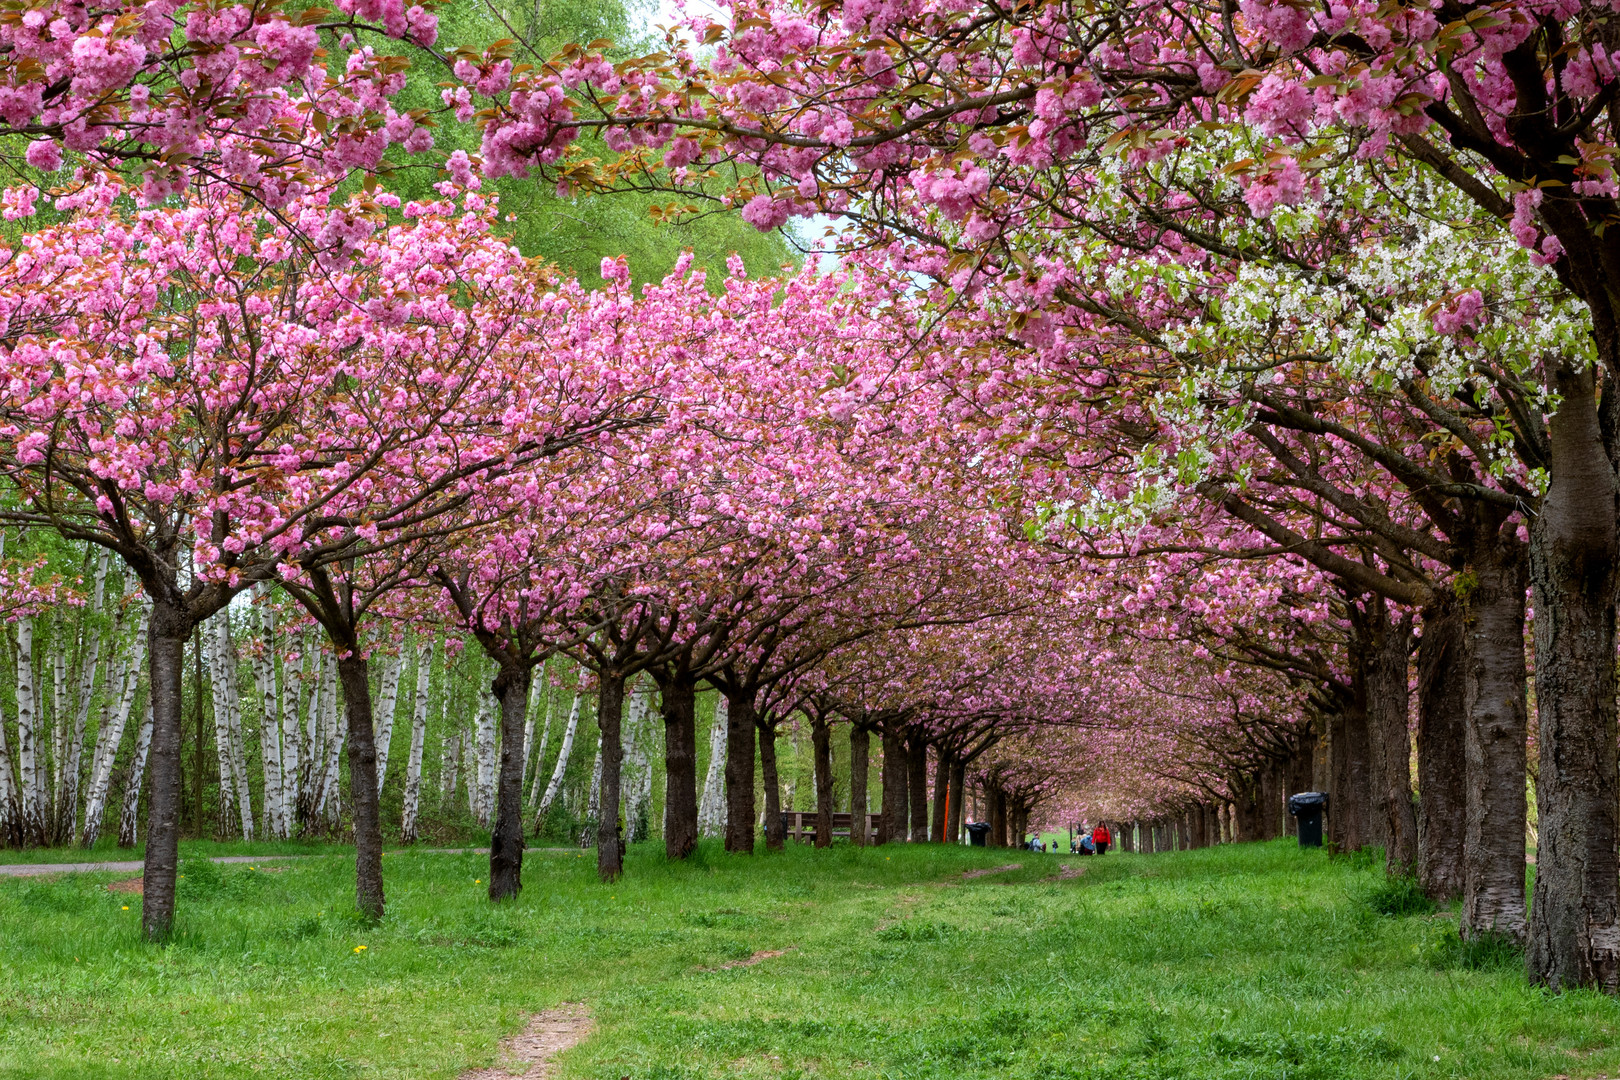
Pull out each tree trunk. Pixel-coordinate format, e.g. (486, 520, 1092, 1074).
(1364, 600, 1418, 876)
(471, 686, 498, 828)
(251, 590, 285, 839)
(879, 727, 906, 844)
(722, 689, 757, 855)
(141, 604, 188, 941)
(594, 669, 625, 882)
(535, 673, 583, 825)
(1415, 596, 1468, 901)
(401, 640, 432, 843)
(848, 724, 870, 847)
(698, 696, 728, 837)
(907, 731, 929, 842)
(117, 701, 153, 848)
(1460, 538, 1530, 940)
(812, 714, 833, 848)
(489, 662, 533, 899)
(1258, 762, 1282, 840)
(930, 749, 950, 843)
(1334, 670, 1374, 852)
(525, 662, 553, 806)
(16, 617, 41, 842)
(335, 651, 385, 922)
(373, 653, 403, 794)
(82, 616, 148, 847)
(989, 786, 1007, 848)
(759, 718, 784, 852)
(947, 759, 965, 843)
(1527, 366, 1620, 992)
(659, 672, 699, 860)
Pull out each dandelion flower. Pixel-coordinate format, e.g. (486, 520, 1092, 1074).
(121, 906, 129, 911)
(354, 945, 367, 953)
(474, 879, 481, 884)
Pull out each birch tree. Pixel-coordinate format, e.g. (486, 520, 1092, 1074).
(401, 639, 433, 842)
(81, 605, 148, 846)
(698, 697, 728, 839)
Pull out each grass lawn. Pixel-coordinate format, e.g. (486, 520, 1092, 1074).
(0, 838, 356, 866)
(0, 839, 1614, 1079)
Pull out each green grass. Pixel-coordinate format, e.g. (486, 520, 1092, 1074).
(0, 837, 356, 866)
(0, 839, 1615, 1079)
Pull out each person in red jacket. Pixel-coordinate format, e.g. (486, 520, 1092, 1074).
(1092, 822, 1111, 856)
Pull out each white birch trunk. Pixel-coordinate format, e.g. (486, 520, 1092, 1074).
(373, 653, 403, 793)
(61, 553, 111, 839)
(521, 669, 542, 789)
(251, 587, 285, 837)
(218, 612, 254, 840)
(441, 733, 460, 803)
(698, 696, 729, 838)
(587, 729, 603, 822)
(283, 639, 309, 832)
(82, 609, 148, 847)
(534, 671, 583, 825)
(16, 616, 42, 839)
(401, 639, 431, 841)
(203, 612, 238, 834)
(117, 701, 153, 847)
(622, 680, 651, 843)
(49, 637, 66, 823)
(317, 656, 342, 822)
(300, 646, 324, 824)
(470, 671, 497, 826)
(0, 665, 18, 836)
(526, 664, 555, 806)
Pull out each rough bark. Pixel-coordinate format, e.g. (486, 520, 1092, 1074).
(989, 786, 1007, 847)
(907, 731, 929, 842)
(658, 672, 699, 859)
(1527, 366, 1620, 992)
(1335, 669, 1374, 852)
(722, 689, 757, 855)
(490, 663, 533, 900)
(1364, 601, 1418, 876)
(1459, 541, 1530, 940)
(758, 717, 784, 852)
(1415, 596, 1468, 901)
(335, 651, 385, 922)
(1258, 762, 1282, 841)
(947, 759, 965, 843)
(811, 713, 834, 848)
(878, 727, 907, 844)
(141, 605, 187, 941)
(594, 670, 625, 882)
(929, 748, 949, 843)
(848, 723, 870, 847)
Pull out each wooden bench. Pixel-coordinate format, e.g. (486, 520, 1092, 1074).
(779, 811, 881, 844)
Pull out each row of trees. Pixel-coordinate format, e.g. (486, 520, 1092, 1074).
(0, 0, 1610, 997)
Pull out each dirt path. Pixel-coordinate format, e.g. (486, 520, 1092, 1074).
(459, 1005, 594, 1080)
(0, 848, 574, 878)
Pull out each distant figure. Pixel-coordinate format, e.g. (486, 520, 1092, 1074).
(1092, 822, 1111, 856)
(1078, 833, 1095, 855)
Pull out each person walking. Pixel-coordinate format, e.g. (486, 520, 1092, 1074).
(1092, 822, 1111, 856)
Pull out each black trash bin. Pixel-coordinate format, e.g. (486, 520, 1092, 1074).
(965, 822, 991, 847)
(1287, 792, 1329, 848)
